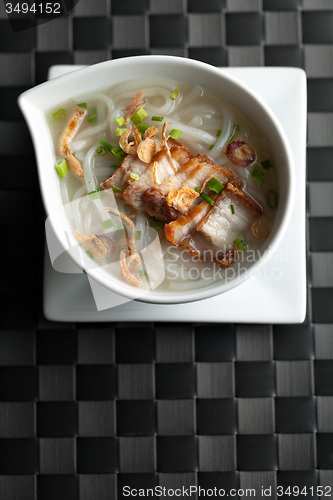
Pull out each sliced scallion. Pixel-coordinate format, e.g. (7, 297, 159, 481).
(231, 204, 235, 214)
(209, 145, 214, 150)
(86, 250, 94, 259)
(111, 146, 127, 161)
(129, 172, 140, 180)
(99, 139, 113, 153)
(152, 116, 164, 121)
(116, 128, 128, 136)
(88, 189, 105, 200)
(200, 192, 214, 205)
(96, 147, 107, 156)
(118, 228, 125, 236)
(234, 235, 247, 251)
(136, 231, 142, 240)
(115, 116, 125, 126)
(87, 106, 98, 124)
(227, 123, 240, 142)
(216, 129, 222, 137)
(251, 164, 265, 188)
(207, 177, 224, 194)
(52, 108, 66, 120)
(149, 220, 164, 230)
(137, 121, 149, 135)
(261, 159, 273, 169)
(77, 102, 87, 109)
(111, 184, 122, 192)
(195, 186, 200, 193)
(100, 218, 115, 230)
(169, 129, 183, 140)
(55, 159, 68, 178)
(267, 190, 278, 209)
(131, 107, 148, 125)
(170, 88, 179, 100)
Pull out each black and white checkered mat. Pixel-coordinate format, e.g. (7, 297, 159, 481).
(1, 1, 333, 499)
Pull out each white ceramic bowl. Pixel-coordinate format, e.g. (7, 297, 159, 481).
(18, 55, 295, 304)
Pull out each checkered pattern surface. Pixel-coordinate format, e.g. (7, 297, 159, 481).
(1, 0, 333, 498)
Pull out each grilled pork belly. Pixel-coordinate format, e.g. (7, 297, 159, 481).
(100, 155, 149, 197)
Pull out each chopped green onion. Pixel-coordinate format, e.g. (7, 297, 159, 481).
(87, 106, 98, 124)
(118, 228, 126, 236)
(170, 88, 179, 100)
(136, 230, 142, 240)
(169, 129, 183, 140)
(55, 159, 68, 178)
(152, 116, 164, 121)
(138, 270, 147, 277)
(52, 108, 66, 120)
(96, 147, 107, 156)
(131, 107, 148, 125)
(261, 159, 273, 169)
(267, 190, 278, 209)
(88, 189, 105, 200)
(99, 139, 113, 153)
(115, 116, 125, 126)
(129, 172, 140, 180)
(231, 204, 235, 214)
(86, 250, 94, 259)
(200, 192, 214, 205)
(207, 177, 224, 194)
(195, 186, 200, 193)
(216, 129, 222, 137)
(111, 146, 127, 161)
(100, 218, 115, 230)
(149, 220, 165, 230)
(209, 145, 214, 150)
(227, 123, 240, 142)
(234, 235, 247, 252)
(251, 164, 265, 188)
(137, 121, 149, 135)
(116, 128, 128, 136)
(111, 184, 122, 192)
(77, 102, 87, 109)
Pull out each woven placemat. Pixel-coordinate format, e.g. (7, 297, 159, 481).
(1, 1, 333, 499)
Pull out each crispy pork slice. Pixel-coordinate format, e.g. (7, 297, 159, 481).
(100, 155, 148, 197)
(197, 183, 263, 249)
(123, 145, 192, 212)
(143, 153, 242, 221)
(165, 201, 211, 247)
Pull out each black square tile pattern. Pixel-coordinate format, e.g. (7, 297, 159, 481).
(315, 361, 333, 395)
(196, 399, 237, 435)
(273, 324, 314, 360)
(76, 365, 117, 400)
(237, 435, 278, 471)
(226, 13, 263, 45)
(77, 437, 118, 473)
(188, 0, 224, 12)
(264, 46, 303, 68)
(189, 47, 227, 67)
(37, 402, 77, 437)
(307, 148, 333, 181)
(0, 366, 37, 401)
(155, 363, 196, 399)
(73, 18, 110, 50)
(302, 12, 333, 44)
(235, 362, 275, 397)
(111, 0, 149, 15)
(116, 327, 155, 363)
(310, 218, 333, 252)
(37, 475, 78, 500)
(275, 397, 317, 433)
(198, 472, 239, 492)
(0, 438, 38, 474)
(263, 0, 300, 9)
(157, 436, 198, 472)
(312, 289, 333, 324)
(150, 15, 187, 47)
(117, 401, 156, 436)
(37, 330, 76, 365)
(195, 326, 235, 361)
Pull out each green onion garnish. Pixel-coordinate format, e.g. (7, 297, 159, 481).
(116, 128, 128, 136)
(169, 129, 183, 140)
(99, 139, 113, 153)
(87, 106, 98, 124)
(77, 102, 87, 109)
(251, 164, 265, 188)
(261, 159, 273, 169)
(131, 107, 148, 125)
(88, 189, 105, 200)
(118, 228, 125, 236)
(149, 220, 165, 230)
(115, 116, 125, 126)
(231, 204, 235, 214)
(96, 147, 107, 156)
(100, 218, 115, 230)
(111, 146, 127, 161)
(209, 145, 214, 150)
(234, 235, 247, 251)
(216, 129, 222, 137)
(52, 108, 66, 120)
(136, 231, 142, 240)
(138, 270, 147, 277)
(55, 159, 68, 178)
(227, 123, 240, 143)
(195, 187, 200, 193)
(267, 190, 278, 209)
(170, 88, 179, 100)
(86, 250, 94, 259)
(200, 192, 214, 205)
(111, 185, 122, 192)
(129, 172, 140, 180)
(152, 116, 164, 121)
(137, 121, 149, 135)
(207, 177, 224, 194)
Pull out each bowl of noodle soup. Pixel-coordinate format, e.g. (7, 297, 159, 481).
(19, 56, 295, 304)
